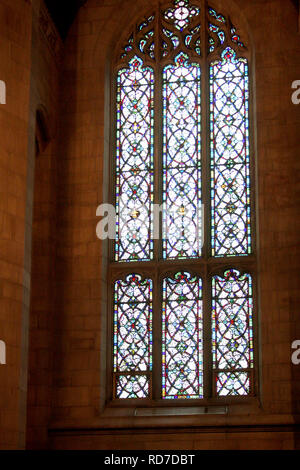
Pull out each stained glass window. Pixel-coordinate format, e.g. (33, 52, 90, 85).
(162, 272, 203, 399)
(113, 274, 153, 399)
(164, 0, 200, 31)
(210, 47, 251, 257)
(115, 57, 154, 262)
(163, 53, 202, 259)
(212, 269, 254, 396)
(111, 0, 255, 402)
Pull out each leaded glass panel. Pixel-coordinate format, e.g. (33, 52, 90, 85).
(162, 272, 203, 399)
(162, 53, 202, 260)
(111, 1, 255, 403)
(212, 269, 254, 396)
(114, 274, 153, 398)
(115, 57, 154, 262)
(210, 47, 251, 257)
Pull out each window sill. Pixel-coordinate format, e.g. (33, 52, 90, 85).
(49, 410, 299, 438)
(134, 406, 227, 416)
(49, 398, 268, 432)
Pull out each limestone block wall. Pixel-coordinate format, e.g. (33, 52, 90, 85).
(0, 0, 61, 450)
(0, 0, 33, 450)
(0, 0, 299, 450)
(25, 0, 61, 450)
(49, 0, 300, 449)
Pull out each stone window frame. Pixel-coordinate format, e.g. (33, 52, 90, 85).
(100, 0, 260, 417)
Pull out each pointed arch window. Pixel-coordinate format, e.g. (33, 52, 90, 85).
(109, 0, 257, 403)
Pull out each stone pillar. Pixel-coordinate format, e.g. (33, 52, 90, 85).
(0, 0, 33, 450)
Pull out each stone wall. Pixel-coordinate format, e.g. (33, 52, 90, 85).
(49, 0, 300, 449)
(0, 0, 32, 450)
(25, 0, 61, 449)
(0, 0, 299, 450)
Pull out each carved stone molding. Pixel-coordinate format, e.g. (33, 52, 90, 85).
(39, 3, 62, 61)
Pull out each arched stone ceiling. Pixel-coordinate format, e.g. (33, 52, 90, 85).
(44, 0, 87, 40)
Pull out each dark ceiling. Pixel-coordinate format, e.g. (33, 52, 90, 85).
(44, 0, 87, 40)
(45, 0, 299, 40)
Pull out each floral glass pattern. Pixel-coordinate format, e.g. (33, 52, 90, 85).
(162, 53, 202, 260)
(164, 0, 200, 31)
(115, 57, 154, 262)
(207, 7, 245, 55)
(162, 272, 203, 399)
(212, 269, 254, 396)
(114, 274, 153, 398)
(112, 1, 255, 402)
(210, 47, 251, 257)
